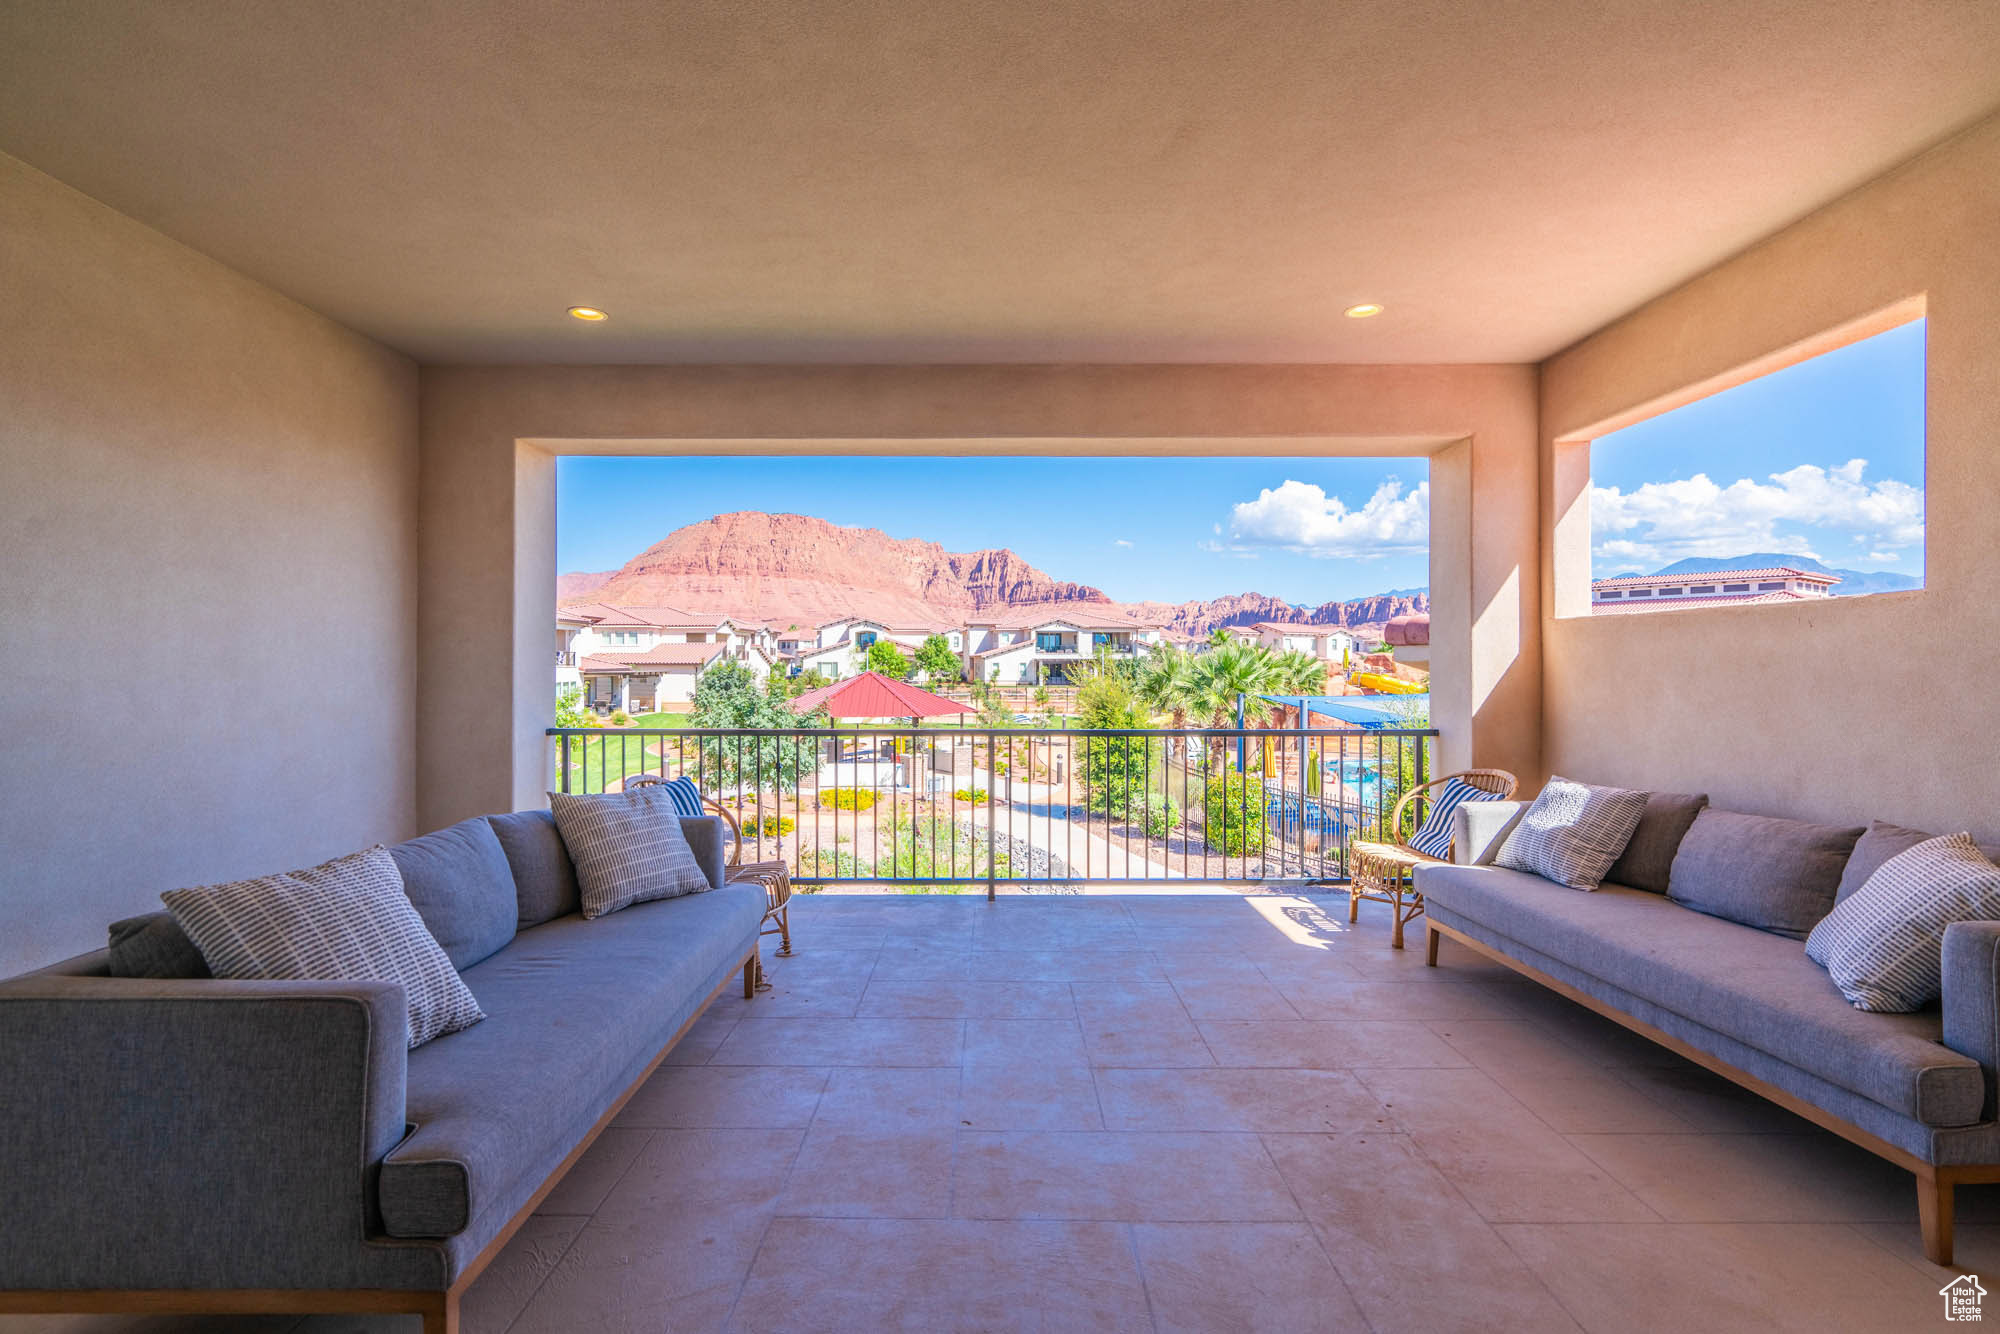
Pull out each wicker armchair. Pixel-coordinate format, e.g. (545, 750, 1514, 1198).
(1347, 769, 1517, 948)
(625, 775, 793, 972)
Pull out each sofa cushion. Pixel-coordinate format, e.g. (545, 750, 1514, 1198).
(1416, 863, 1985, 1127)
(1667, 808, 1863, 939)
(486, 809, 582, 927)
(1808, 834, 2000, 1012)
(105, 912, 210, 978)
(376, 883, 764, 1238)
(389, 818, 519, 970)
(1837, 820, 2000, 906)
(1495, 777, 1648, 889)
(1603, 792, 1708, 895)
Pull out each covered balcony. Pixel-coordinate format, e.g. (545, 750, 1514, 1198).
(3, 3, 1999, 1332)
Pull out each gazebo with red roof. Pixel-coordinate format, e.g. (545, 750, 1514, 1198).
(787, 671, 974, 721)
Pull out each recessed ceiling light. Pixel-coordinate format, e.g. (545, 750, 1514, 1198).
(567, 306, 608, 322)
(1343, 303, 1384, 319)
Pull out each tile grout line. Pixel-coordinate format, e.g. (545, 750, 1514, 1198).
(496, 1128, 658, 1334)
(1075, 979, 1112, 1132)
(1254, 1130, 1382, 1334)
(1123, 1220, 1164, 1334)
(719, 1117, 819, 1329)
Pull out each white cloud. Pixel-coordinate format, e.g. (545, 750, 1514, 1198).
(1591, 459, 1922, 571)
(1227, 478, 1429, 559)
(1867, 551, 1900, 563)
(1112, 539, 1133, 548)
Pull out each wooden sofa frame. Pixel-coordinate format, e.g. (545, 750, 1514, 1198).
(0, 944, 761, 1334)
(1426, 918, 1998, 1268)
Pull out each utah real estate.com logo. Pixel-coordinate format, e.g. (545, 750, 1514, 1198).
(1943, 1274, 1987, 1322)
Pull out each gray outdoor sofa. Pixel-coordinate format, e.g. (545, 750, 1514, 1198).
(1417, 794, 2000, 1267)
(0, 808, 764, 1334)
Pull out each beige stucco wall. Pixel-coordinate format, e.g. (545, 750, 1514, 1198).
(1540, 113, 2000, 838)
(0, 153, 419, 974)
(415, 365, 1543, 829)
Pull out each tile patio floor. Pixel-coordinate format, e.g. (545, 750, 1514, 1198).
(10, 891, 1998, 1333)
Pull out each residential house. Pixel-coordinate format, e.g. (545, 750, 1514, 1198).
(963, 608, 1164, 683)
(801, 618, 965, 680)
(1251, 621, 1364, 664)
(1590, 567, 1840, 614)
(560, 603, 775, 712)
(555, 606, 595, 690)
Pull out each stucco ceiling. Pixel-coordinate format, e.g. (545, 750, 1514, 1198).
(2, 1, 1997, 365)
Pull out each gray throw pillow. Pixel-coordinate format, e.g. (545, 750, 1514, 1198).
(388, 816, 519, 970)
(1602, 792, 1708, 894)
(106, 912, 211, 978)
(1806, 834, 2000, 1012)
(1836, 820, 2000, 905)
(161, 846, 485, 1048)
(1494, 777, 1649, 890)
(487, 808, 582, 927)
(1666, 808, 1863, 939)
(548, 787, 711, 919)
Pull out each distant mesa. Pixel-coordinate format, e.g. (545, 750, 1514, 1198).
(559, 511, 1429, 638)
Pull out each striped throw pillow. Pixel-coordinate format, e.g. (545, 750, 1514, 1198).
(161, 846, 485, 1048)
(1495, 776, 1648, 890)
(549, 785, 711, 918)
(1407, 777, 1502, 860)
(659, 775, 705, 818)
(1805, 833, 2000, 1012)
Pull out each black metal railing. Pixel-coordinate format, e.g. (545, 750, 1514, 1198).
(547, 725, 1438, 897)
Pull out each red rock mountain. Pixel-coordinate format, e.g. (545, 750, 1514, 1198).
(562, 512, 1427, 637)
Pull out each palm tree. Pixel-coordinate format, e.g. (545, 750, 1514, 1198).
(1188, 642, 1281, 775)
(1271, 648, 1327, 697)
(1135, 643, 1199, 730)
(1190, 642, 1280, 729)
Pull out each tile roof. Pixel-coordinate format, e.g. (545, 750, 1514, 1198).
(618, 641, 728, 666)
(559, 601, 699, 628)
(1591, 567, 1839, 590)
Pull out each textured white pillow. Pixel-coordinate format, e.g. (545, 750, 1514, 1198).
(161, 846, 485, 1047)
(548, 786, 711, 918)
(1495, 776, 1649, 890)
(1806, 833, 2000, 1012)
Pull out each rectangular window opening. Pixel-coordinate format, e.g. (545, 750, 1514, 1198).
(1576, 311, 1925, 618)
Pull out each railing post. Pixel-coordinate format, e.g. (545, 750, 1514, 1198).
(559, 733, 571, 794)
(986, 728, 997, 901)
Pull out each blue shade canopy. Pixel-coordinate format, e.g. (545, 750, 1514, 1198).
(1262, 694, 1429, 728)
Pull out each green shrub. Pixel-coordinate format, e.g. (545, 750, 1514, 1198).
(1202, 773, 1266, 855)
(609, 709, 631, 726)
(954, 788, 989, 804)
(818, 789, 879, 811)
(1143, 798, 1180, 840)
(802, 848, 873, 878)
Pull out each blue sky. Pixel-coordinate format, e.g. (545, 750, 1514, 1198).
(558, 455, 1431, 605)
(1591, 318, 1926, 577)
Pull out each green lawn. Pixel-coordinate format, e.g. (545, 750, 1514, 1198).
(554, 711, 685, 792)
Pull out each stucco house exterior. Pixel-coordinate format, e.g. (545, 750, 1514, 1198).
(1589, 567, 1840, 614)
(962, 608, 1165, 683)
(1250, 621, 1364, 663)
(560, 603, 777, 712)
